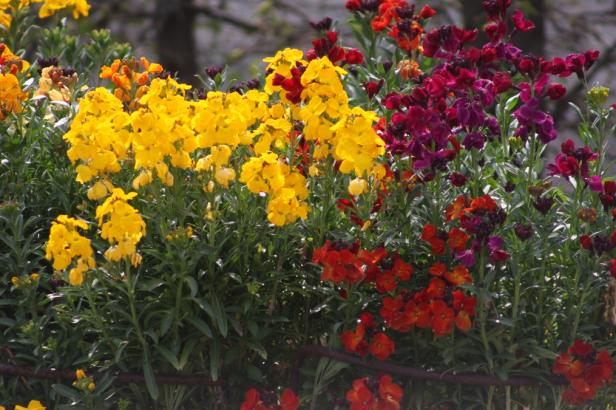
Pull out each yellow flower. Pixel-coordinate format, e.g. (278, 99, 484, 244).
(348, 178, 368, 196)
(0, 72, 26, 120)
(96, 188, 146, 265)
(38, 0, 89, 19)
(45, 215, 95, 285)
(15, 400, 46, 410)
(75, 368, 86, 379)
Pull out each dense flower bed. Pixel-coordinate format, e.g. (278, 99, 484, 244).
(0, 0, 615, 408)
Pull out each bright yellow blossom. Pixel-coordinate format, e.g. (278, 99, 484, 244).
(15, 400, 45, 410)
(95, 188, 146, 266)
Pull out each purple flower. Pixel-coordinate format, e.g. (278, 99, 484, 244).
(487, 236, 510, 262)
(456, 250, 476, 267)
(463, 131, 486, 150)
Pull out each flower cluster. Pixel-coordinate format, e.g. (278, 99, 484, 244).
(10, 272, 39, 288)
(0, 44, 27, 120)
(100, 57, 164, 106)
(34, 64, 78, 103)
(44, 215, 95, 286)
(72, 368, 95, 393)
(239, 388, 299, 410)
(346, 374, 404, 410)
(95, 188, 146, 266)
(552, 340, 613, 405)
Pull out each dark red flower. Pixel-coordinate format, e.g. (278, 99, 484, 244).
(364, 79, 384, 99)
(547, 83, 566, 100)
(369, 332, 395, 360)
(511, 10, 535, 32)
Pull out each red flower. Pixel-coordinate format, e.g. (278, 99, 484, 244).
(345, 48, 364, 65)
(569, 339, 593, 357)
(455, 310, 472, 331)
(369, 332, 395, 360)
(346, 378, 376, 410)
(511, 9, 535, 32)
(364, 80, 384, 99)
(426, 278, 446, 298)
(447, 228, 469, 252)
(346, 375, 404, 410)
(240, 389, 265, 410)
(280, 389, 300, 410)
(421, 224, 446, 255)
(553, 353, 584, 378)
(378, 374, 404, 408)
(391, 257, 413, 280)
(446, 196, 467, 221)
(579, 234, 593, 250)
(430, 300, 454, 336)
(428, 262, 447, 277)
(418, 5, 437, 19)
(376, 271, 397, 293)
(345, 0, 362, 12)
(341, 323, 366, 354)
(452, 290, 476, 315)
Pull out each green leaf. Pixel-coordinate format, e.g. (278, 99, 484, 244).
(51, 383, 80, 400)
(143, 351, 159, 399)
(210, 338, 221, 382)
(187, 316, 213, 338)
(156, 345, 180, 371)
(210, 293, 228, 337)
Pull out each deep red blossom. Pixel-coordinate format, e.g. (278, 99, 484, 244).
(369, 332, 395, 360)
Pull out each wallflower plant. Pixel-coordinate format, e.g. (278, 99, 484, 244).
(0, 0, 615, 408)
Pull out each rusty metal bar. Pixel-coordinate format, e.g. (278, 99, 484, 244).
(291, 345, 567, 390)
(0, 363, 217, 386)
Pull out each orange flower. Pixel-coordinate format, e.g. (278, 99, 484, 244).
(447, 228, 469, 252)
(445, 265, 472, 286)
(446, 195, 467, 221)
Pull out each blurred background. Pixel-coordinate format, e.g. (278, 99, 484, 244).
(82, 0, 616, 133)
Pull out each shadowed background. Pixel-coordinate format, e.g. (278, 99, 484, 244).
(84, 0, 616, 138)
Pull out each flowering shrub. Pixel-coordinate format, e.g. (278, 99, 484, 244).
(1, 0, 616, 408)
